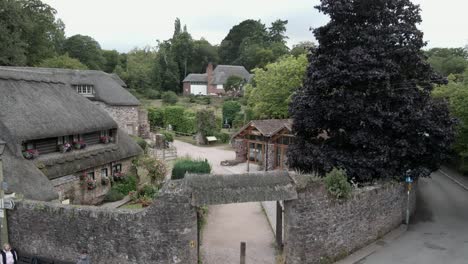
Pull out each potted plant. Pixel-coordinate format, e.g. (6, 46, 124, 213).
(58, 142, 72, 153)
(101, 176, 110, 185)
(100, 136, 110, 144)
(86, 178, 97, 190)
(73, 140, 86, 150)
(22, 149, 39, 160)
(113, 172, 124, 181)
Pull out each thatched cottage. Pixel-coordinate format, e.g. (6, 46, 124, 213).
(183, 63, 253, 96)
(0, 68, 142, 204)
(0, 67, 150, 138)
(232, 119, 294, 171)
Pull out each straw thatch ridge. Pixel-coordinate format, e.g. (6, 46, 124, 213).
(185, 171, 298, 206)
(0, 67, 140, 106)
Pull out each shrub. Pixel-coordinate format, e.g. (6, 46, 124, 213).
(148, 107, 164, 129)
(113, 175, 138, 196)
(214, 131, 230, 143)
(222, 101, 242, 126)
(196, 109, 217, 144)
(103, 189, 125, 202)
(144, 89, 161, 99)
(162, 91, 178, 105)
(136, 156, 167, 186)
(131, 136, 147, 150)
(171, 158, 211, 180)
(324, 168, 352, 199)
(161, 131, 174, 142)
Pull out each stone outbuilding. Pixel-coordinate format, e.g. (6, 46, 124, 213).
(232, 119, 294, 170)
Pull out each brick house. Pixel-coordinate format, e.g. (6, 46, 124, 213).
(0, 68, 143, 205)
(232, 119, 294, 171)
(182, 63, 252, 96)
(0, 67, 150, 138)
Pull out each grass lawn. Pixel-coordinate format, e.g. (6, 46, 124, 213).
(119, 203, 143, 209)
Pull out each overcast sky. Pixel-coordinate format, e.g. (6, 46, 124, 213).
(42, 0, 468, 52)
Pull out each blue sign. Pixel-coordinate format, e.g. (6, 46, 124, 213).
(405, 176, 413, 183)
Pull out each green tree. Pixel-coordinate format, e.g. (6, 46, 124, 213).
(426, 48, 468, 79)
(102, 49, 121, 73)
(39, 54, 88, 70)
(189, 39, 219, 73)
(222, 101, 242, 126)
(247, 55, 307, 119)
(155, 41, 180, 92)
(63, 34, 105, 70)
(288, 0, 455, 182)
(119, 48, 157, 92)
(290, 41, 315, 57)
(219, 19, 269, 65)
(161, 91, 178, 105)
(268, 19, 289, 44)
(196, 109, 217, 145)
(224, 75, 246, 97)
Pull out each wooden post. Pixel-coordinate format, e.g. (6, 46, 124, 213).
(240, 242, 246, 264)
(276, 201, 283, 251)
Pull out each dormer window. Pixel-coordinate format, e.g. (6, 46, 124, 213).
(74, 85, 94, 97)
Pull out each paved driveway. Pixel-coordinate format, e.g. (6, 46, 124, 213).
(173, 140, 276, 264)
(360, 169, 468, 264)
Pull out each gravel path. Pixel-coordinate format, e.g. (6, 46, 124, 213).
(173, 140, 276, 264)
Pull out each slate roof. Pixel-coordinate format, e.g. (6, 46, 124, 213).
(182, 65, 252, 85)
(232, 119, 294, 139)
(0, 71, 143, 201)
(0, 67, 140, 106)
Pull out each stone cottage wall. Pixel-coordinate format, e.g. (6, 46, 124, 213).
(284, 180, 416, 264)
(8, 181, 197, 264)
(94, 102, 139, 136)
(51, 158, 133, 205)
(233, 139, 247, 161)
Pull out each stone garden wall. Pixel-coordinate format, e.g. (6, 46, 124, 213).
(284, 178, 416, 264)
(8, 181, 197, 264)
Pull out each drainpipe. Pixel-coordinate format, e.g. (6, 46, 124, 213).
(265, 138, 269, 172)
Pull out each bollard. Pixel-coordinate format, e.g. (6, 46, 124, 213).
(240, 242, 246, 264)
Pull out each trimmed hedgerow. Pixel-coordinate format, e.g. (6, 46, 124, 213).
(171, 158, 211, 180)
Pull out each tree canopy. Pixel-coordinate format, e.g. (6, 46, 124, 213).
(246, 55, 307, 119)
(39, 54, 88, 70)
(425, 47, 468, 80)
(288, 0, 455, 182)
(63, 34, 105, 70)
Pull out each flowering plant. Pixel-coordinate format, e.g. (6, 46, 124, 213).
(113, 172, 124, 181)
(58, 143, 72, 153)
(22, 149, 39, 160)
(73, 140, 86, 150)
(101, 176, 110, 185)
(86, 178, 97, 190)
(100, 136, 110, 144)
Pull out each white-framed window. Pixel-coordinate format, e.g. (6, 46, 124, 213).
(101, 168, 108, 177)
(74, 85, 94, 96)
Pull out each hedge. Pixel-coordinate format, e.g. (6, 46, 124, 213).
(171, 158, 212, 180)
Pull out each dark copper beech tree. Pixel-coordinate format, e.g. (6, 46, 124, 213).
(288, 0, 455, 182)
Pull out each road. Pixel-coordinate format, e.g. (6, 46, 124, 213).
(360, 169, 468, 264)
(173, 140, 276, 264)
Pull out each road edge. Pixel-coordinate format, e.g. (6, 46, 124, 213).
(334, 224, 408, 264)
(439, 169, 468, 191)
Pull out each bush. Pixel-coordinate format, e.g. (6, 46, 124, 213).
(144, 89, 161, 99)
(113, 175, 138, 196)
(148, 107, 164, 129)
(214, 131, 230, 143)
(103, 189, 125, 202)
(131, 136, 147, 150)
(171, 158, 211, 180)
(161, 131, 174, 142)
(162, 91, 178, 105)
(324, 168, 352, 199)
(222, 101, 242, 126)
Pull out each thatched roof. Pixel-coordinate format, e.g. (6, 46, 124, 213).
(183, 73, 207, 83)
(36, 130, 142, 180)
(185, 171, 297, 206)
(0, 74, 118, 144)
(212, 65, 252, 85)
(232, 119, 293, 139)
(0, 67, 140, 106)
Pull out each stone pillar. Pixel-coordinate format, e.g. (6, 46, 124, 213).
(138, 108, 150, 139)
(233, 139, 247, 161)
(266, 143, 276, 171)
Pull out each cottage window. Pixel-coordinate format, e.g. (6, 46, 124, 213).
(100, 130, 108, 137)
(101, 168, 108, 177)
(112, 164, 122, 174)
(74, 85, 94, 95)
(87, 171, 95, 180)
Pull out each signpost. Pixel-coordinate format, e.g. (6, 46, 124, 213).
(405, 176, 413, 225)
